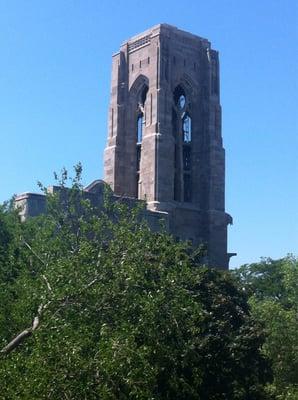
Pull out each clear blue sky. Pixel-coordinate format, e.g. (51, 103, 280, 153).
(0, 0, 297, 267)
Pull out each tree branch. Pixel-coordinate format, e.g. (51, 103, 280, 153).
(0, 330, 33, 354)
(22, 239, 53, 293)
(0, 302, 50, 355)
(22, 239, 46, 266)
(1, 273, 99, 355)
(41, 274, 52, 292)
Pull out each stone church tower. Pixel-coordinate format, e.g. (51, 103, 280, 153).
(13, 23, 233, 268)
(104, 24, 233, 268)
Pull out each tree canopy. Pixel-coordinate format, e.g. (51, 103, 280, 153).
(0, 168, 273, 399)
(234, 256, 298, 400)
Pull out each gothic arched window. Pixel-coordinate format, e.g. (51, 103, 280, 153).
(173, 85, 192, 203)
(135, 84, 148, 198)
(136, 84, 148, 143)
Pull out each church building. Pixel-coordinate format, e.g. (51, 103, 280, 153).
(15, 24, 233, 269)
(104, 24, 233, 268)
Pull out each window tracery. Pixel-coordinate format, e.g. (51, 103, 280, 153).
(135, 84, 148, 198)
(172, 85, 192, 202)
(137, 114, 143, 143)
(182, 114, 191, 143)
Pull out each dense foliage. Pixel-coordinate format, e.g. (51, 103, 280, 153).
(234, 257, 298, 400)
(0, 169, 274, 399)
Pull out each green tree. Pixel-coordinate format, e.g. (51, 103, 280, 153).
(0, 168, 272, 399)
(0, 199, 27, 346)
(234, 257, 298, 400)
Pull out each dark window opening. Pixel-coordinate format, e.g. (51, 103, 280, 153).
(136, 145, 141, 171)
(183, 146, 191, 170)
(174, 85, 186, 108)
(141, 85, 148, 106)
(136, 173, 139, 198)
(184, 174, 191, 202)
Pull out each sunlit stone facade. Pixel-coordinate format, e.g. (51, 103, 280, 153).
(104, 24, 233, 268)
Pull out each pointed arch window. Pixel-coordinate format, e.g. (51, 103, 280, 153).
(135, 84, 148, 198)
(173, 85, 192, 203)
(136, 84, 148, 144)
